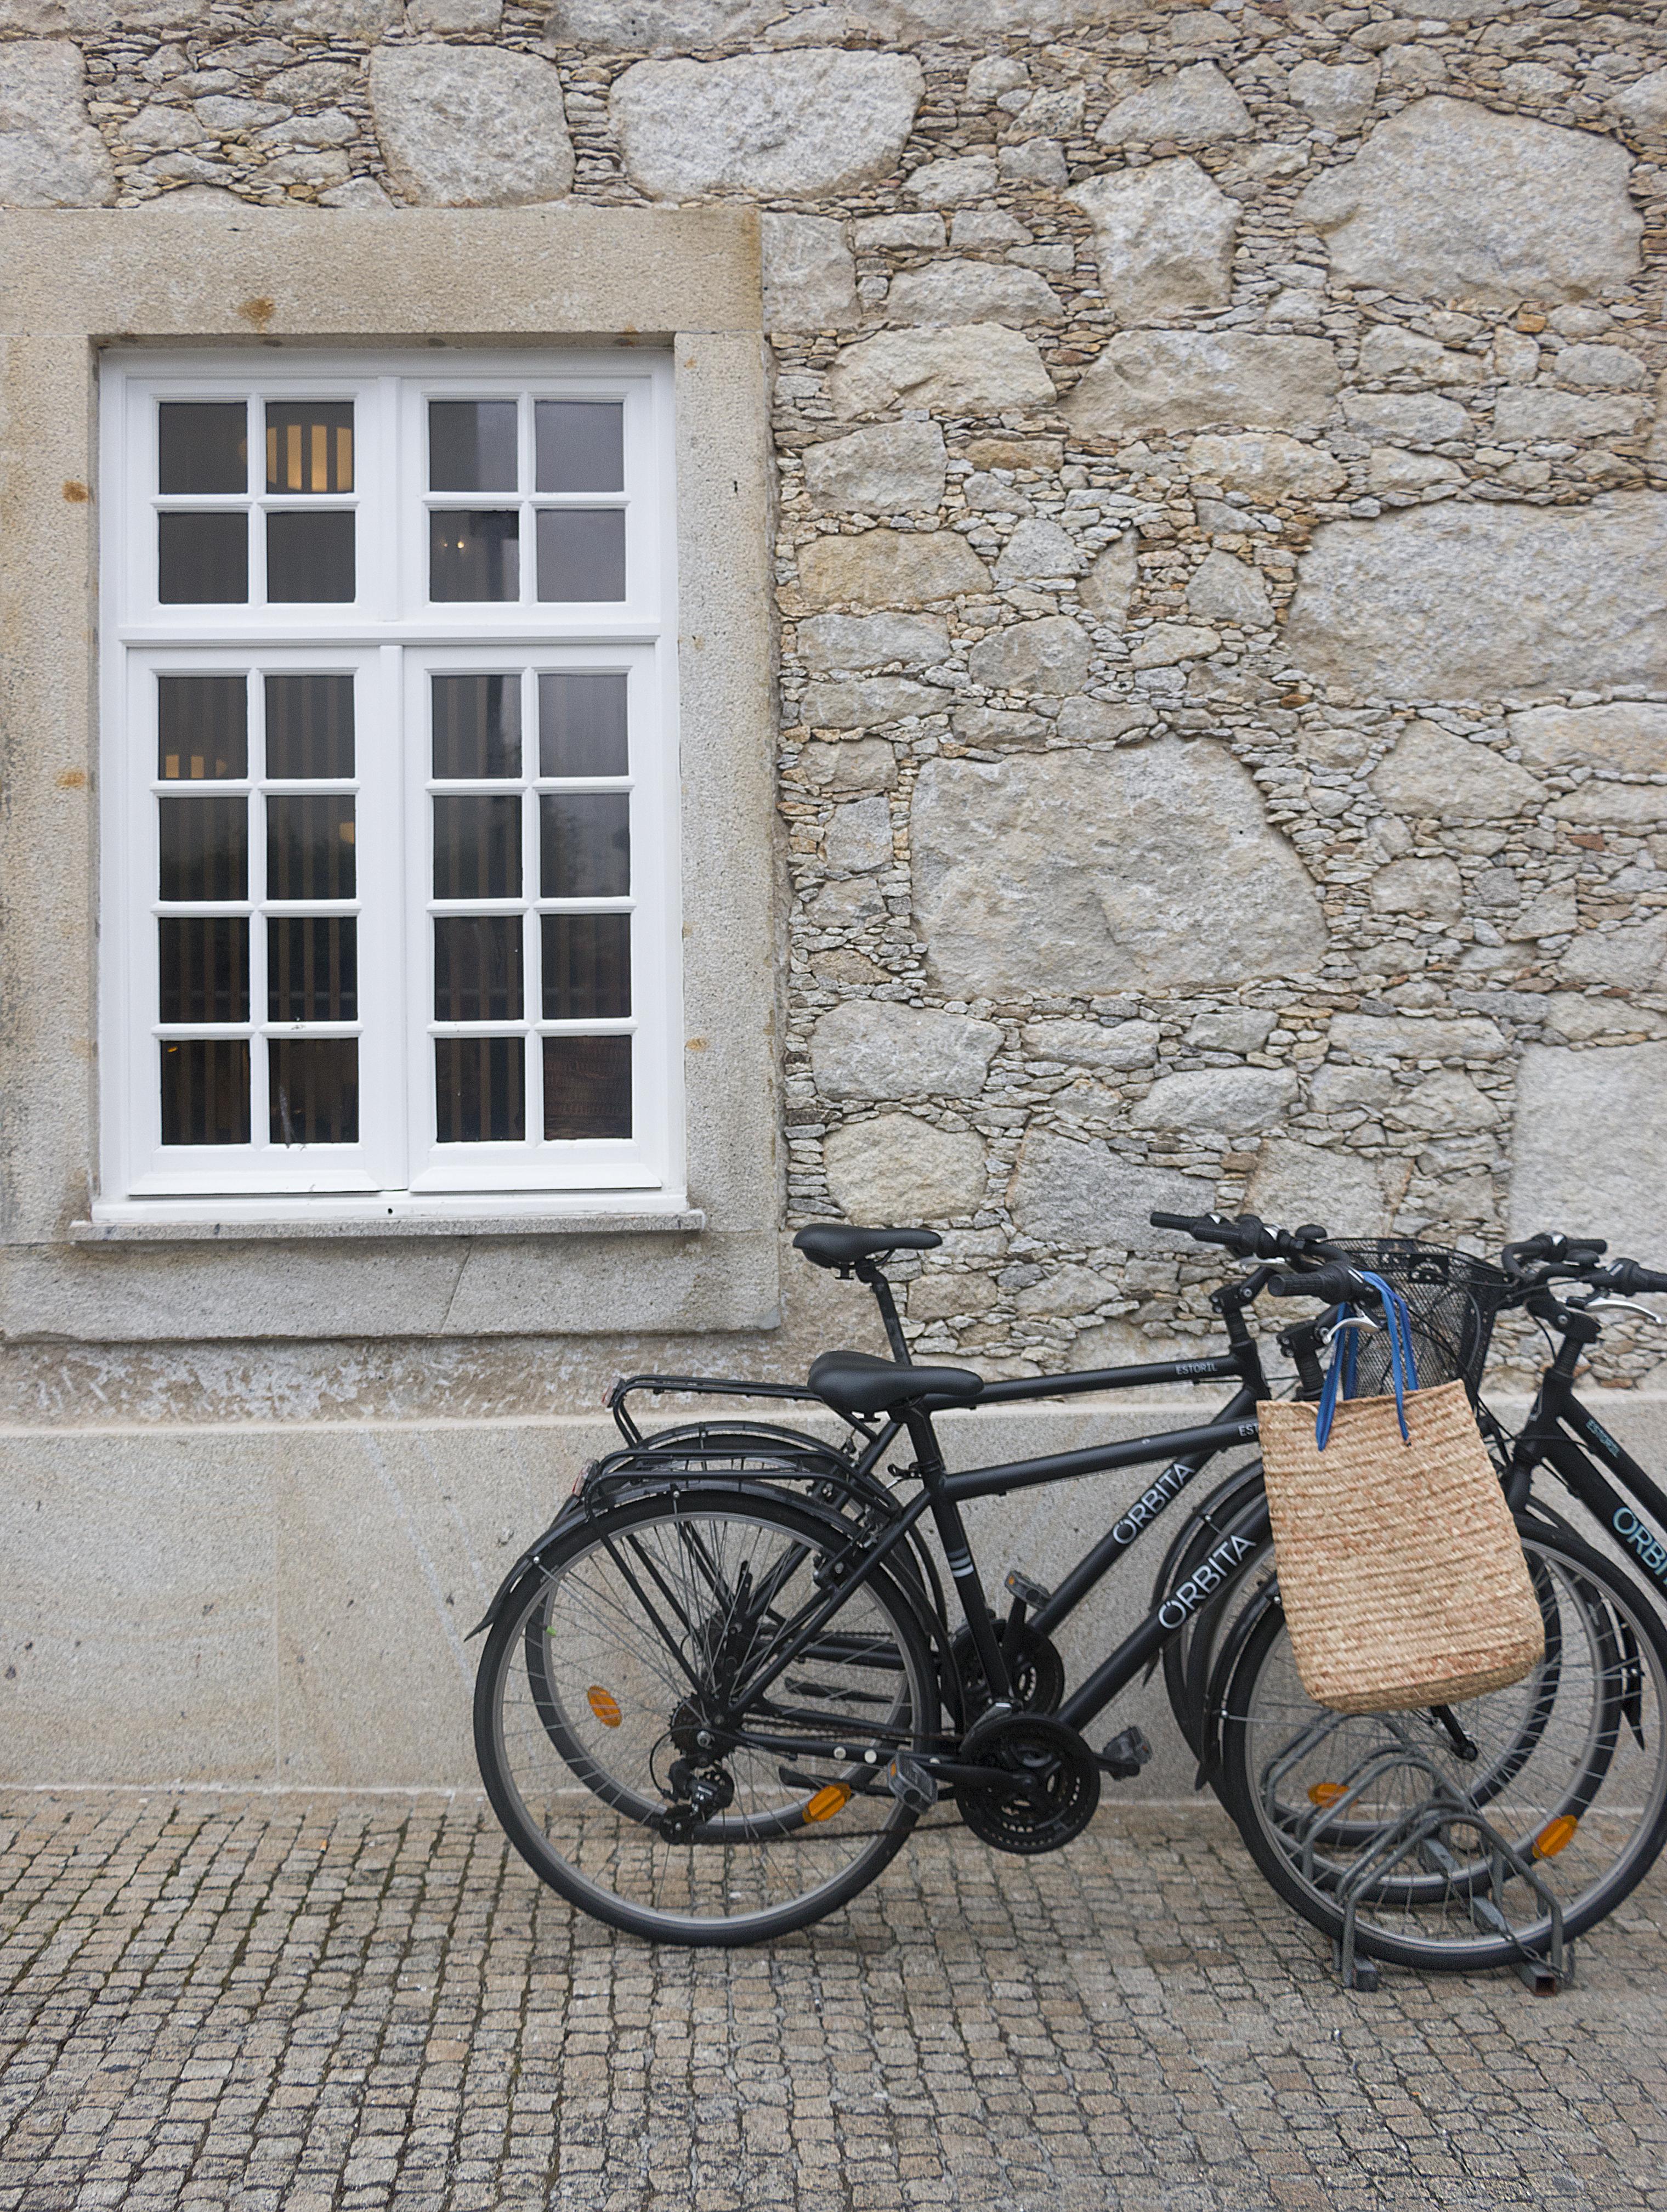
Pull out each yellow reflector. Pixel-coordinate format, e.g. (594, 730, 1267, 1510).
(586, 1686, 622, 1729)
(1535, 1814, 1579, 1859)
(1308, 1783, 1347, 1808)
(805, 1784, 850, 1824)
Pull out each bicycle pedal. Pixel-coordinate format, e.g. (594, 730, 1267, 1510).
(1003, 1570, 1052, 1610)
(1099, 1726, 1153, 1780)
(886, 1752, 939, 1815)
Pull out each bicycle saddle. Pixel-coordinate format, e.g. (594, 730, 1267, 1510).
(793, 1224, 942, 1270)
(808, 1350, 983, 1417)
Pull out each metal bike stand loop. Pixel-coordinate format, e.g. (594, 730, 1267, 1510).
(1314, 1749, 1570, 1997)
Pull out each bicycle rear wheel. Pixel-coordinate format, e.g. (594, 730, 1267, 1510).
(474, 1489, 938, 1945)
(1217, 1522, 1667, 1971)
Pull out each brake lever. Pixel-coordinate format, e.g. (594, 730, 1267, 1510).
(1570, 1293, 1667, 1325)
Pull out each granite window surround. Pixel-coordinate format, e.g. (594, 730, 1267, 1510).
(0, 203, 781, 1341)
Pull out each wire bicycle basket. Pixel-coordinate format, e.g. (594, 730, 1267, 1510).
(1320, 1239, 1515, 1403)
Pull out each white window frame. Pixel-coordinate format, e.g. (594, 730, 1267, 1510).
(98, 346, 684, 1217)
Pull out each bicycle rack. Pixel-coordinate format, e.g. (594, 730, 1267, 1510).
(1327, 1761, 1569, 1997)
(1267, 1726, 1572, 1996)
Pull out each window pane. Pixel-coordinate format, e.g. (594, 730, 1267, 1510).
(267, 511, 355, 603)
(158, 675, 247, 780)
(429, 511, 519, 602)
(432, 675, 521, 780)
(265, 402, 354, 494)
(158, 403, 247, 494)
(270, 1038, 359, 1145)
(540, 794, 629, 898)
(158, 917, 248, 1024)
(161, 1038, 250, 1145)
(541, 914, 630, 1020)
(158, 797, 247, 901)
(265, 675, 354, 779)
(543, 1036, 631, 1140)
(535, 401, 623, 494)
(435, 916, 524, 1021)
(537, 674, 628, 778)
(433, 795, 520, 898)
(435, 1037, 525, 1143)
(268, 917, 357, 1022)
(429, 400, 518, 493)
(267, 795, 356, 899)
(159, 513, 248, 604)
(536, 510, 626, 603)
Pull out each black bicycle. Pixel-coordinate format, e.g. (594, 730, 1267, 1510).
(470, 1220, 1667, 1963)
(1152, 1223, 1667, 1982)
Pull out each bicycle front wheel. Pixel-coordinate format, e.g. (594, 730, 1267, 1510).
(474, 1489, 939, 1945)
(1216, 1522, 1667, 1972)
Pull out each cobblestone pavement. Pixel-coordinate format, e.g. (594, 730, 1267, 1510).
(2, 1793, 1665, 2212)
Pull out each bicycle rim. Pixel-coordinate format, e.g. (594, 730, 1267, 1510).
(475, 1491, 936, 1944)
(1219, 1528, 1667, 1969)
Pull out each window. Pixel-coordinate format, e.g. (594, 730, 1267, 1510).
(100, 350, 681, 1210)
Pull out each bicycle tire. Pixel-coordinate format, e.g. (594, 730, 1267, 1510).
(1216, 1521, 1667, 1971)
(474, 1487, 938, 1945)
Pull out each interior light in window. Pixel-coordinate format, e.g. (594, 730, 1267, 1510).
(429, 511, 519, 602)
(265, 402, 354, 494)
(158, 675, 248, 780)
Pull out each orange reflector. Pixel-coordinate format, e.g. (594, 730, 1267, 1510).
(1308, 1783, 1347, 1808)
(1535, 1814, 1579, 1859)
(586, 1686, 622, 1729)
(804, 1785, 850, 1823)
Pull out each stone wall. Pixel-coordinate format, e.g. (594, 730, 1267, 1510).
(4, 0, 1667, 1415)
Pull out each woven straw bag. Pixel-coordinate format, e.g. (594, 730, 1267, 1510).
(1257, 1279, 1544, 1715)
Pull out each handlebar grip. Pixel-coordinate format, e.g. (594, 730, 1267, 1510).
(1149, 1211, 1200, 1233)
(1267, 1265, 1370, 1303)
(1613, 1259, 1667, 1296)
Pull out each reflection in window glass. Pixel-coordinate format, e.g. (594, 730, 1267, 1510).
(536, 510, 626, 603)
(159, 796, 247, 902)
(433, 795, 521, 899)
(538, 674, 627, 778)
(429, 400, 518, 493)
(430, 511, 519, 602)
(540, 793, 629, 898)
(159, 675, 248, 780)
(270, 1038, 359, 1145)
(432, 675, 521, 779)
(543, 1035, 631, 1140)
(435, 1036, 525, 1142)
(269, 917, 357, 1022)
(541, 914, 630, 1020)
(159, 917, 249, 1025)
(161, 1038, 250, 1145)
(435, 916, 524, 1022)
(267, 795, 356, 900)
(158, 403, 247, 494)
(535, 401, 623, 494)
(159, 513, 247, 604)
(265, 675, 354, 779)
(266, 402, 354, 494)
(267, 511, 355, 603)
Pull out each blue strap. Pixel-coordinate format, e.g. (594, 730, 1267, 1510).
(1313, 1274, 1419, 1450)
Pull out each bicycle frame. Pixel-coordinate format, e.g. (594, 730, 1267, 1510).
(718, 1381, 1271, 1753)
(1508, 1364, 1667, 1607)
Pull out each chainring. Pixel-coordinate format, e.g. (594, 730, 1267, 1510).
(956, 1715, 1101, 1856)
(951, 1622, 1067, 1718)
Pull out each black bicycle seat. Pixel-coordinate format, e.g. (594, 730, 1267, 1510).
(793, 1225, 942, 1270)
(808, 1350, 983, 1418)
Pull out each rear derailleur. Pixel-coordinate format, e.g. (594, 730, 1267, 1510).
(659, 1756, 736, 1843)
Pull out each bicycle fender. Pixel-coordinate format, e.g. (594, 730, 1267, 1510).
(1193, 1573, 1283, 1791)
(466, 1496, 587, 1639)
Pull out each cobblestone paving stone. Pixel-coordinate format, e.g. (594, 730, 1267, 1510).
(1, 1792, 1664, 2212)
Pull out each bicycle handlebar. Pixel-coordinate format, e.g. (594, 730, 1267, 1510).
(1265, 1264, 1371, 1304)
(1501, 1231, 1667, 1301)
(1148, 1209, 1334, 1263)
(1501, 1232, 1608, 1277)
